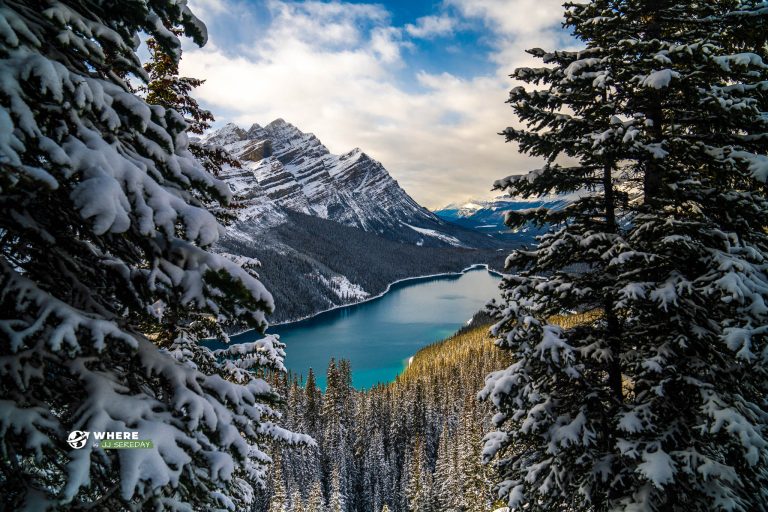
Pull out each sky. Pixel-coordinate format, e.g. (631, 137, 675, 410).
(181, 0, 575, 208)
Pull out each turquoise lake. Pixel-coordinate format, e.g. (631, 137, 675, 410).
(228, 266, 502, 389)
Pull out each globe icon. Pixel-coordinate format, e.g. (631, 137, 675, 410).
(67, 430, 90, 449)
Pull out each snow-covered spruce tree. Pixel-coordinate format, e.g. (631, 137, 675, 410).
(306, 480, 326, 512)
(481, 1, 768, 511)
(269, 450, 290, 512)
(328, 467, 346, 512)
(481, 9, 633, 512)
(431, 426, 457, 510)
(0, 1, 309, 509)
(143, 29, 212, 135)
(141, 25, 239, 177)
(458, 399, 491, 512)
(291, 490, 306, 512)
(405, 437, 429, 512)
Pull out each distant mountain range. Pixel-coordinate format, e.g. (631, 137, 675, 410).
(434, 195, 574, 244)
(199, 120, 508, 323)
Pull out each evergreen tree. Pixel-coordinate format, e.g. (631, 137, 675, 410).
(141, 25, 239, 176)
(305, 368, 322, 437)
(270, 452, 289, 512)
(431, 427, 455, 511)
(143, 28, 213, 135)
(307, 480, 327, 512)
(405, 437, 429, 512)
(457, 400, 490, 512)
(483, 1, 768, 511)
(291, 490, 306, 512)
(0, 0, 309, 509)
(329, 467, 346, 512)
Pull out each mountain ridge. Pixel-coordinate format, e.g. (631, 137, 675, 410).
(199, 119, 509, 323)
(434, 194, 575, 243)
(203, 120, 501, 248)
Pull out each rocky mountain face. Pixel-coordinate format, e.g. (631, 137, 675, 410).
(204, 119, 497, 248)
(200, 119, 506, 323)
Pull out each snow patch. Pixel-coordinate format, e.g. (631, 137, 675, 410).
(310, 272, 369, 301)
(405, 224, 463, 246)
(639, 69, 679, 89)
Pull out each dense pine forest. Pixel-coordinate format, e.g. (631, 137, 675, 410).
(259, 312, 601, 512)
(260, 318, 507, 512)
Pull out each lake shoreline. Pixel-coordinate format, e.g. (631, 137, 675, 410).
(227, 263, 502, 339)
(226, 265, 502, 389)
(271, 263, 500, 327)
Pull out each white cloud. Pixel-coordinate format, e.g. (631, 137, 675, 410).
(370, 26, 407, 64)
(182, 0, 570, 208)
(257, 0, 389, 49)
(446, 0, 564, 37)
(405, 15, 456, 39)
(190, 0, 228, 16)
(446, 0, 574, 73)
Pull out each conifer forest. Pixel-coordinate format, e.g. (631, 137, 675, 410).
(263, 322, 508, 512)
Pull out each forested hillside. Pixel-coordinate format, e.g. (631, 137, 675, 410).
(258, 319, 509, 512)
(257, 310, 603, 512)
(220, 211, 507, 323)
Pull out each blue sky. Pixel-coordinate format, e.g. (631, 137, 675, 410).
(183, 0, 573, 207)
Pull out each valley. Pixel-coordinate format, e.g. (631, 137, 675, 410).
(222, 266, 501, 388)
(201, 120, 513, 323)
(220, 211, 507, 323)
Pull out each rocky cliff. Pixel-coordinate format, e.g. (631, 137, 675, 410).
(204, 119, 498, 248)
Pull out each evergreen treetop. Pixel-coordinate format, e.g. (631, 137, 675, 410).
(483, 1, 768, 511)
(141, 25, 240, 177)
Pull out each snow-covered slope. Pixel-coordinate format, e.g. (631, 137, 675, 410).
(204, 120, 497, 248)
(202, 120, 508, 322)
(217, 210, 507, 323)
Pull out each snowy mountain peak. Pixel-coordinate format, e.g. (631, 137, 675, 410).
(203, 120, 499, 248)
(264, 118, 304, 139)
(339, 147, 369, 163)
(438, 193, 580, 215)
(267, 117, 288, 128)
(440, 200, 485, 212)
(204, 122, 246, 146)
(246, 123, 267, 140)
